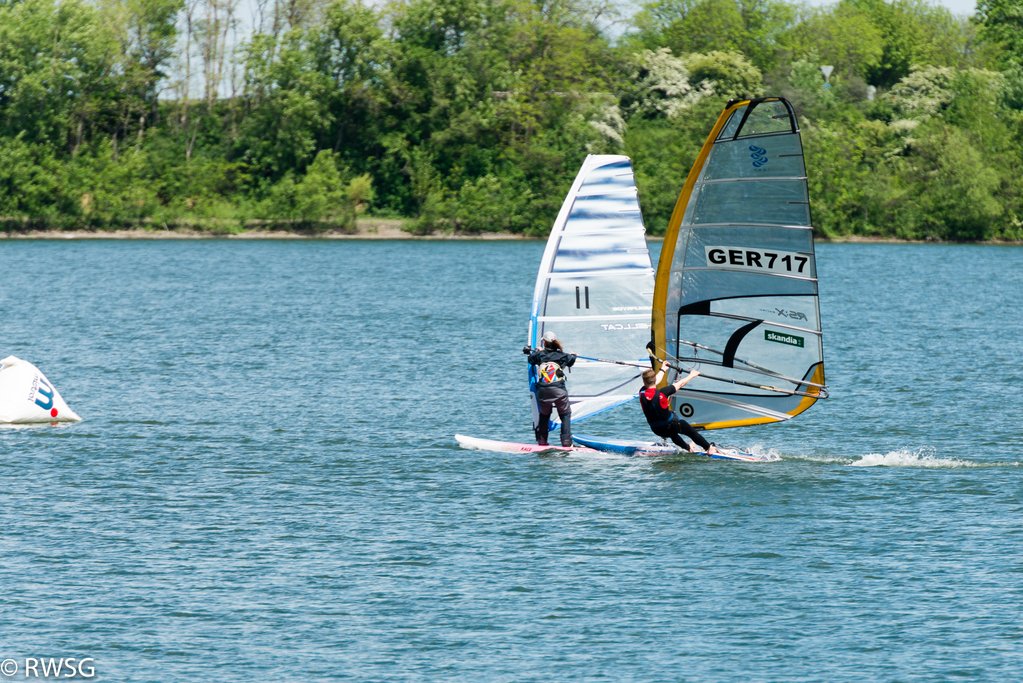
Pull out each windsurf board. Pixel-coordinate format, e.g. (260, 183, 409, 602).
(572, 434, 780, 462)
(455, 434, 598, 455)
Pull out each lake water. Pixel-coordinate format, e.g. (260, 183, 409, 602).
(0, 239, 1020, 682)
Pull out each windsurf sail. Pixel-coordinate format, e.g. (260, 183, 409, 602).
(529, 155, 656, 427)
(651, 97, 828, 431)
(0, 356, 82, 423)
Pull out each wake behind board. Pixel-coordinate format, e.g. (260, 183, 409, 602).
(455, 434, 598, 455)
(572, 434, 780, 462)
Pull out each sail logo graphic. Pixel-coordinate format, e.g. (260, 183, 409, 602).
(765, 331, 804, 348)
(27, 374, 60, 417)
(34, 378, 55, 410)
(600, 323, 649, 331)
(761, 307, 808, 321)
(750, 145, 768, 168)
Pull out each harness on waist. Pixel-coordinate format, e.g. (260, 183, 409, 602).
(649, 415, 675, 428)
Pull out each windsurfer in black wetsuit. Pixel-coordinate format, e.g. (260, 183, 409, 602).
(528, 331, 577, 447)
(640, 360, 721, 455)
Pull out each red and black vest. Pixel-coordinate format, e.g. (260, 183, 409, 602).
(639, 385, 677, 428)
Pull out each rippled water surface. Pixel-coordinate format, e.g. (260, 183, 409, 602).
(1, 240, 1021, 682)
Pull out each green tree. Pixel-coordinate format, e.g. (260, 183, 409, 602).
(260, 149, 360, 228)
(976, 0, 1023, 66)
(781, 2, 884, 82)
(311, 0, 385, 156)
(909, 122, 1001, 239)
(781, 57, 838, 120)
(0, 0, 120, 150)
(850, 0, 967, 87)
(238, 31, 334, 178)
(630, 0, 793, 72)
(75, 142, 160, 227)
(0, 136, 77, 228)
(99, 0, 182, 128)
(683, 50, 764, 99)
(624, 96, 724, 234)
(622, 48, 712, 120)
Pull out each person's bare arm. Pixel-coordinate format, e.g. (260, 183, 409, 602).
(654, 360, 670, 386)
(673, 369, 700, 390)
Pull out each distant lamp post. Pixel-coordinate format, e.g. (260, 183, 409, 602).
(820, 65, 834, 89)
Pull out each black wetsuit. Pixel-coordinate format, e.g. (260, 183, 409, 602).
(528, 348, 577, 447)
(639, 384, 711, 452)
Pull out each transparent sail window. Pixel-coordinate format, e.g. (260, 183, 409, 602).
(717, 105, 748, 140)
(671, 392, 807, 426)
(677, 313, 821, 390)
(736, 100, 793, 137)
(537, 319, 652, 372)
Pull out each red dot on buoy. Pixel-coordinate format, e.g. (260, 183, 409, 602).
(50, 408, 58, 417)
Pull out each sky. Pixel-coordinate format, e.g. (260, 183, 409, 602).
(230, 0, 979, 45)
(809, 0, 977, 14)
(617, 0, 978, 19)
(932, 0, 976, 13)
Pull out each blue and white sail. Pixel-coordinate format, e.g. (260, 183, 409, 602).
(528, 155, 655, 425)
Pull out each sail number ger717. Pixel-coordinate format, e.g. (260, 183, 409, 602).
(705, 246, 812, 275)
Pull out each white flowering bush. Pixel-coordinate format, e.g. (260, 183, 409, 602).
(586, 94, 626, 148)
(884, 66, 1004, 119)
(884, 66, 958, 118)
(627, 48, 712, 119)
(682, 51, 763, 100)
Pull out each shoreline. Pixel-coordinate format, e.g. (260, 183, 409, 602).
(814, 235, 1023, 245)
(0, 221, 1020, 245)
(0, 219, 534, 241)
(0, 230, 533, 240)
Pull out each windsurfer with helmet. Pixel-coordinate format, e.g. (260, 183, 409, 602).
(640, 360, 722, 455)
(527, 331, 577, 447)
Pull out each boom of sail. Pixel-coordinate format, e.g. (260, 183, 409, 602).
(651, 97, 828, 431)
(529, 155, 655, 426)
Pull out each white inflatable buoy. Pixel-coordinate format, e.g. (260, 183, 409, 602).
(0, 356, 82, 423)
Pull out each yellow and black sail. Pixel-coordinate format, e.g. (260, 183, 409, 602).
(651, 98, 828, 431)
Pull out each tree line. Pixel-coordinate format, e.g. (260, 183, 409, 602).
(1, 0, 1021, 240)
